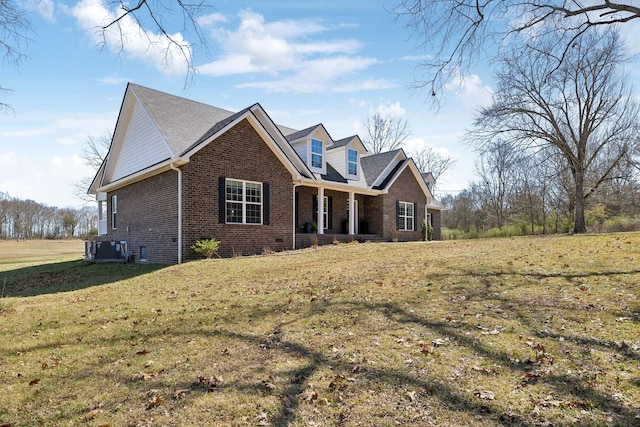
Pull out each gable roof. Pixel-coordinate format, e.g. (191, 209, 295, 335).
(90, 83, 442, 209)
(360, 149, 404, 187)
(128, 83, 236, 157)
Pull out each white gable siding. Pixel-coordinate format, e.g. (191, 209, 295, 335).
(292, 141, 308, 164)
(326, 148, 345, 176)
(111, 100, 172, 182)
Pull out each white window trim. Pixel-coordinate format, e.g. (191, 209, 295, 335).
(309, 138, 326, 173)
(347, 148, 358, 178)
(226, 178, 263, 225)
(398, 201, 414, 231)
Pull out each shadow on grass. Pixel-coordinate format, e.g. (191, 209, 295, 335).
(0, 260, 166, 297)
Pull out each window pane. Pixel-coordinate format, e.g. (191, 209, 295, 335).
(245, 203, 262, 224)
(311, 153, 322, 168)
(348, 149, 357, 163)
(407, 217, 414, 231)
(311, 139, 323, 154)
(348, 162, 357, 175)
(245, 182, 262, 203)
(406, 203, 413, 216)
(226, 180, 243, 202)
(226, 202, 243, 223)
(398, 202, 406, 216)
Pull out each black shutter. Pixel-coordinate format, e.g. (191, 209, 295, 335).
(263, 182, 270, 225)
(295, 192, 299, 230)
(328, 196, 333, 230)
(412, 202, 416, 231)
(219, 177, 226, 224)
(396, 200, 401, 230)
(312, 195, 318, 224)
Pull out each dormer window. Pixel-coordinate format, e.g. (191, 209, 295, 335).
(347, 149, 358, 176)
(311, 139, 323, 169)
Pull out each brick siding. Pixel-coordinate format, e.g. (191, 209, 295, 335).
(105, 171, 179, 264)
(181, 118, 293, 259)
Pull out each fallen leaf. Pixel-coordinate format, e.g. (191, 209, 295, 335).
(299, 388, 318, 401)
(406, 390, 417, 402)
(132, 372, 153, 381)
(136, 349, 149, 355)
(83, 409, 101, 421)
(29, 378, 40, 386)
(173, 389, 190, 400)
(474, 390, 495, 400)
(146, 395, 164, 409)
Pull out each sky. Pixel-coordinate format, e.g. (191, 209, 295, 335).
(4, 0, 635, 209)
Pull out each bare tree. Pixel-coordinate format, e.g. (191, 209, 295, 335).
(474, 140, 521, 229)
(393, 0, 640, 103)
(469, 28, 639, 233)
(1, 0, 31, 111)
(362, 113, 410, 154)
(410, 145, 456, 187)
(74, 132, 111, 203)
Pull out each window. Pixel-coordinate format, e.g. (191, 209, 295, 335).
(111, 195, 117, 230)
(225, 179, 262, 224)
(311, 139, 323, 169)
(323, 196, 329, 230)
(397, 201, 414, 231)
(347, 149, 358, 176)
(140, 246, 148, 261)
(98, 201, 106, 221)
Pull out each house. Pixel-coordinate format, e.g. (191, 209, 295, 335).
(87, 83, 444, 264)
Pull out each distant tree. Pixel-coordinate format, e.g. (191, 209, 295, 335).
(410, 145, 456, 190)
(362, 113, 410, 154)
(393, 0, 640, 103)
(474, 140, 520, 229)
(469, 29, 639, 233)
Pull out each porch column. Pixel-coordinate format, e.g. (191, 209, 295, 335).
(348, 191, 355, 235)
(317, 187, 325, 234)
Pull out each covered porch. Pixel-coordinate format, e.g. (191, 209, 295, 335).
(294, 184, 388, 247)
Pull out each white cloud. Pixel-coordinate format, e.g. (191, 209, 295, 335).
(70, 0, 192, 75)
(197, 9, 383, 93)
(445, 70, 493, 108)
(376, 101, 406, 118)
(0, 150, 92, 207)
(197, 12, 227, 27)
(1, 112, 114, 145)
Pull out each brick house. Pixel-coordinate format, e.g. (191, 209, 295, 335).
(87, 83, 444, 264)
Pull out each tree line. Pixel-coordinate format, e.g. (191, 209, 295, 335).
(0, 192, 96, 240)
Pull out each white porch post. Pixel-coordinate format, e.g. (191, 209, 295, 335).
(348, 192, 355, 235)
(317, 187, 325, 234)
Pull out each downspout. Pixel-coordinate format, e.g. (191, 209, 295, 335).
(170, 162, 182, 264)
(292, 183, 301, 250)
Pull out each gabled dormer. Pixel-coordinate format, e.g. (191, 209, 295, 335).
(285, 124, 333, 175)
(326, 136, 368, 181)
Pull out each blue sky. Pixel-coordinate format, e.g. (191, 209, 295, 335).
(0, 1, 526, 208)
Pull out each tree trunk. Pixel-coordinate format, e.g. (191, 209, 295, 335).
(573, 169, 587, 233)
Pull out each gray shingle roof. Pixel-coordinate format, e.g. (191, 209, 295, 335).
(360, 149, 403, 187)
(328, 136, 354, 150)
(284, 124, 320, 142)
(129, 83, 236, 157)
(321, 163, 348, 184)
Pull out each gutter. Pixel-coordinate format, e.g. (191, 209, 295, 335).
(170, 161, 183, 264)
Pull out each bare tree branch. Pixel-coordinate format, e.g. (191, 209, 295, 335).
(393, 0, 640, 105)
(362, 113, 411, 154)
(467, 28, 639, 233)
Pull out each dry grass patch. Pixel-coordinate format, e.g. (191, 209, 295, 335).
(0, 234, 639, 426)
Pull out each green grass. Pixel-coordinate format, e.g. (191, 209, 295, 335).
(0, 235, 639, 426)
